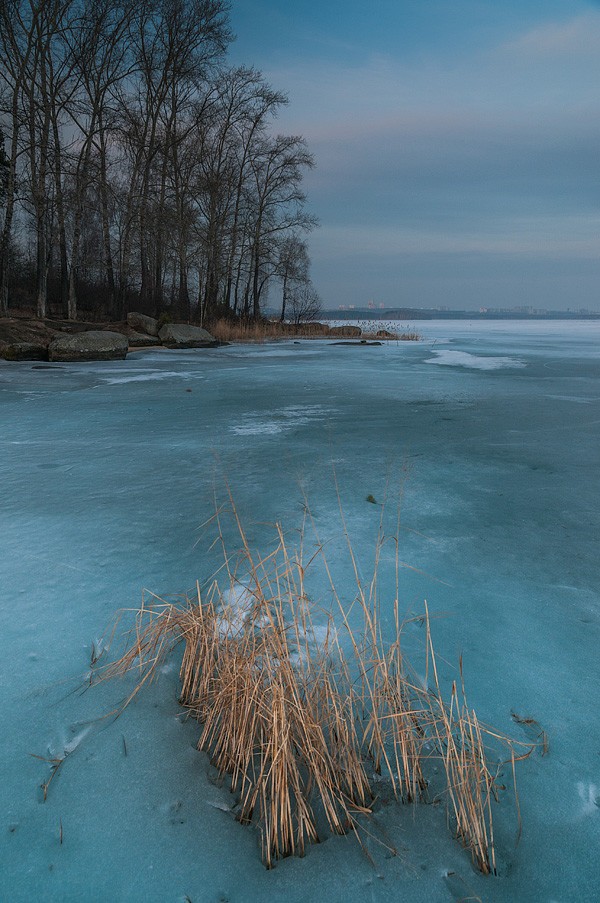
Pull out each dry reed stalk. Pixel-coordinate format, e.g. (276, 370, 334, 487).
(422, 613, 499, 874)
(361, 330, 421, 342)
(31, 752, 68, 801)
(98, 494, 531, 871)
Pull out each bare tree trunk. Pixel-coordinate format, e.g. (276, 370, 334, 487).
(98, 124, 116, 314)
(51, 115, 70, 317)
(252, 245, 261, 319)
(0, 108, 20, 315)
(36, 216, 48, 319)
(67, 110, 98, 321)
(153, 146, 170, 312)
(0, 0, 38, 314)
(31, 72, 51, 320)
(117, 155, 143, 317)
(280, 271, 288, 321)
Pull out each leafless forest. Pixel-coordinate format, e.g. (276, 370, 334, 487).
(0, 0, 319, 324)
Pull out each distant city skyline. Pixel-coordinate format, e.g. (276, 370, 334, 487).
(322, 303, 600, 319)
(229, 1, 600, 311)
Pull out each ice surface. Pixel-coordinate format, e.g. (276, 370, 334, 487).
(1, 321, 600, 901)
(425, 349, 526, 369)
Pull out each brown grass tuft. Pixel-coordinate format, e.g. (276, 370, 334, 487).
(209, 319, 331, 343)
(98, 494, 535, 870)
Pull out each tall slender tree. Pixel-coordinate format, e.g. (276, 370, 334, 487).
(248, 134, 316, 318)
(64, 0, 136, 319)
(275, 234, 309, 322)
(0, 0, 39, 314)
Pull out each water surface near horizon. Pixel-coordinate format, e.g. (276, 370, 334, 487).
(1, 321, 599, 902)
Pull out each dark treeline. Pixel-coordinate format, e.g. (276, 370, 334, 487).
(0, 0, 318, 323)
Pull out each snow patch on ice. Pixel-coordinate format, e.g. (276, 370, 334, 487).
(64, 726, 93, 756)
(230, 420, 284, 436)
(576, 781, 600, 817)
(159, 662, 177, 675)
(215, 583, 336, 668)
(426, 350, 526, 370)
(230, 404, 334, 436)
(99, 369, 199, 385)
(216, 584, 259, 637)
(545, 394, 598, 404)
(45, 725, 93, 760)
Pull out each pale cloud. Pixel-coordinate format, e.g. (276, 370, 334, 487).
(497, 11, 600, 58)
(258, 7, 600, 309)
(268, 10, 600, 142)
(315, 216, 600, 262)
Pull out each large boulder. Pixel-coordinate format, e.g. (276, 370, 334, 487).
(125, 329, 160, 348)
(0, 341, 48, 361)
(49, 330, 128, 362)
(127, 312, 159, 336)
(158, 323, 217, 348)
(0, 317, 57, 353)
(329, 325, 362, 337)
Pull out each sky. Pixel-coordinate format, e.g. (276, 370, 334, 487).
(227, 0, 600, 311)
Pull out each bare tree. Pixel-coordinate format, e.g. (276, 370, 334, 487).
(118, 0, 231, 314)
(23, 0, 77, 318)
(288, 282, 322, 325)
(62, 0, 136, 319)
(247, 134, 316, 318)
(219, 69, 286, 314)
(0, 0, 41, 314)
(275, 234, 309, 321)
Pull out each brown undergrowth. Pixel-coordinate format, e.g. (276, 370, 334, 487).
(209, 318, 328, 342)
(98, 494, 535, 871)
(208, 318, 420, 343)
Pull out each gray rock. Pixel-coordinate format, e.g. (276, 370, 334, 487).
(158, 323, 217, 348)
(126, 329, 160, 348)
(330, 340, 381, 346)
(375, 329, 396, 339)
(127, 312, 159, 336)
(49, 330, 128, 362)
(0, 341, 48, 361)
(329, 325, 362, 337)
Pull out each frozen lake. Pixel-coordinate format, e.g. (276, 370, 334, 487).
(1, 320, 599, 902)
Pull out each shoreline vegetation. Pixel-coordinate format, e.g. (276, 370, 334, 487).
(0, 311, 420, 361)
(95, 494, 539, 872)
(209, 318, 420, 343)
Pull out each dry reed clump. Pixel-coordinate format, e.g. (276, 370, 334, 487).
(208, 318, 419, 343)
(209, 319, 331, 343)
(99, 500, 535, 872)
(361, 330, 421, 342)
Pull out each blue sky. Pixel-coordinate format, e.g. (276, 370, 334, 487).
(229, 1, 600, 311)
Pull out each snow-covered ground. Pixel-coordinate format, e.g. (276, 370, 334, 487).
(1, 320, 599, 901)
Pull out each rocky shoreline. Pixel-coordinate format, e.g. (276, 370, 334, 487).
(0, 313, 221, 362)
(0, 314, 383, 362)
